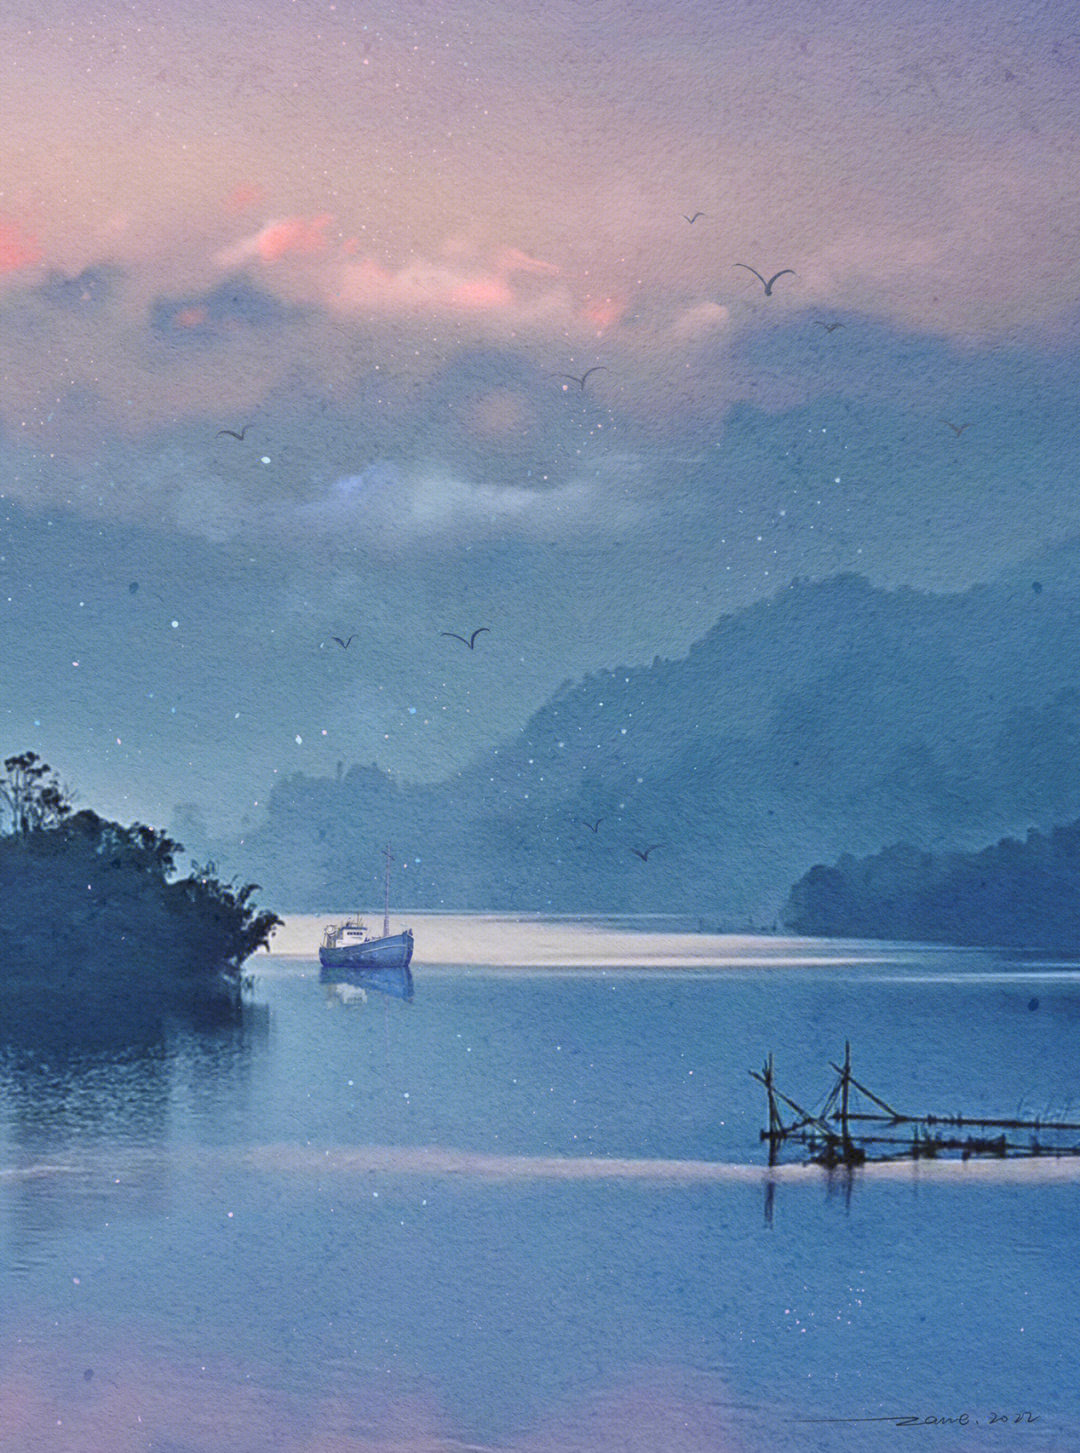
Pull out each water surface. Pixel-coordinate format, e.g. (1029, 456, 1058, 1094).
(1, 919, 1077, 1451)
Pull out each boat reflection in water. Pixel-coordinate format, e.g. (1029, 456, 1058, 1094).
(317, 844, 415, 1002)
(322, 980, 368, 1007)
(320, 962, 414, 1002)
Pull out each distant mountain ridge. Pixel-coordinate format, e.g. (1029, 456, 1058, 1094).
(210, 557, 1080, 917)
(782, 821, 1080, 948)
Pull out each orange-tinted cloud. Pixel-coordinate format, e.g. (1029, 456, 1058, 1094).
(583, 297, 625, 332)
(331, 256, 524, 315)
(0, 220, 42, 273)
(217, 213, 334, 266)
(225, 182, 266, 215)
(214, 230, 573, 326)
(310, 241, 597, 331)
(446, 275, 515, 310)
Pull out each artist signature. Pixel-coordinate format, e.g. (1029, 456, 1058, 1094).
(798, 1412, 1040, 1429)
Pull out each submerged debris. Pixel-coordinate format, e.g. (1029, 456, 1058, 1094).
(752, 1043, 1080, 1168)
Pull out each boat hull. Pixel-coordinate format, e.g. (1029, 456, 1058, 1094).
(319, 929, 413, 970)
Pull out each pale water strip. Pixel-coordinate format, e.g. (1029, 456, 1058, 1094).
(9, 1143, 1080, 1187)
(268, 914, 925, 970)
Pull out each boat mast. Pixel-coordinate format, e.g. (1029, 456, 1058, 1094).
(383, 843, 393, 938)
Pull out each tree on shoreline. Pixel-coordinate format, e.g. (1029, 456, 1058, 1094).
(0, 753, 281, 999)
(0, 752, 74, 835)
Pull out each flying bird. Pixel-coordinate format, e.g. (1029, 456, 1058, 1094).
(560, 367, 608, 391)
(331, 635, 355, 649)
(216, 424, 251, 441)
(441, 628, 490, 649)
(734, 264, 795, 296)
(575, 817, 604, 833)
(683, 212, 706, 224)
(942, 419, 971, 436)
(630, 843, 665, 861)
(813, 321, 844, 332)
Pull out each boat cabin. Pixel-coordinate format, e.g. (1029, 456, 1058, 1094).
(321, 920, 370, 950)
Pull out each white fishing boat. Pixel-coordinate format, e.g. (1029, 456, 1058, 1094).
(318, 845, 414, 999)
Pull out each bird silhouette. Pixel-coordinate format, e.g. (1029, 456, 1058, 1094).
(630, 843, 665, 861)
(441, 628, 490, 649)
(683, 212, 706, 224)
(813, 320, 843, 332)
(216, 424, 251, 441)
(942, 419, 971, 435)
(575, 817, 604, 833)
(331, 635, 355, 649)
(734, 264, 795, 296)
(560, 367, 608, 391)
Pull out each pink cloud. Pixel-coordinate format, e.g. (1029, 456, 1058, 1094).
(217, 214, 334, 266)
(583, 297, 625, 332)
(446, 275, 516, 310)
(333, 256, 525, 315)
(225, 182, 266, 215)
(214, 229, 618, 336)
(315, 242, 600, 331)
(494, 246, 560, 277)
(257, 213, 333, 261)
(0, 220, 42, 272)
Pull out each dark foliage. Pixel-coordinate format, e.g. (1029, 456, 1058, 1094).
(0, 754, 281, 1005)
(783, 821, 1080, 949)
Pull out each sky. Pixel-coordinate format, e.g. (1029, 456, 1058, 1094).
(2, 0, 1080, 832)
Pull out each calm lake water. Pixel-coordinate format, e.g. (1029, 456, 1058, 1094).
(2, 917, 1079, 1452)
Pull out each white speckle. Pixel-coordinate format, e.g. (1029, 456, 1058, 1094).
(295, 735, 303, 744)
(171, 620, 179, 629)
(261, 456, 271, 464)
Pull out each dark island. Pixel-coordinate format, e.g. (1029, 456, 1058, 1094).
(0, 753, 281, 1009)
(782, 819, 1080, 950)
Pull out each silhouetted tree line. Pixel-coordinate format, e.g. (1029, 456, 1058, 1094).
(783, 821, 1080, 948)
(0, 753, 281, 1004)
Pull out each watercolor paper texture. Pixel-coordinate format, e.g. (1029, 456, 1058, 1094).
(2, 1, 1080, 1449)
